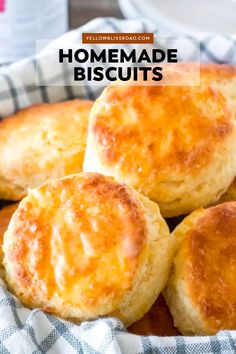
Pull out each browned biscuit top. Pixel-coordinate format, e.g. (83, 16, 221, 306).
(91, 78, 233, 180)
(0, 99, 93, 200)
(182, 202, 236, 331)
(4, 173, 148, 313)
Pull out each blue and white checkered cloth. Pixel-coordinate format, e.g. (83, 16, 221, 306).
(0, 17, 236, 353)
(0, 281, 235, 353)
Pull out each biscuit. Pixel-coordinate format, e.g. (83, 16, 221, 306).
(164, 202, 236, 335)
(200, 64, 236, 116)
(83, 63, 236, 217)
(128, 295, 179, 336)
(3, 173, 172, 326)
(0, 99, 93, 200)
(219, 177, 236, 202)
(0, 203, 18, 274)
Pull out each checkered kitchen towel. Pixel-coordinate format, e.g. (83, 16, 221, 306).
(0, 279, 236, 353)
(0, 17, 236, 353)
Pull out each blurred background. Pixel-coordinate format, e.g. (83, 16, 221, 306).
(69, 0, 122, 28)
(0, 0, 235, 65)
(70, 0, 236, 34)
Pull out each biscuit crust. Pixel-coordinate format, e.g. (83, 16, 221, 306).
(164, 202, 236, 335)
(0, 203, 18, 268)
(3, 173, 172, 325)
(219, 177, 236, 202)
(128, 295, 179, 336)
(0, 99, 93, 200)
(83, 64, 236, 217)
(200, 63, 236, 115)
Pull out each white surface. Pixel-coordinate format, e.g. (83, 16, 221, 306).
(119, 0, 236, 35)
(0, 0, 68, 64)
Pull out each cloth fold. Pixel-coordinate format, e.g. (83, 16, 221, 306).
(0, 285, 236, 354)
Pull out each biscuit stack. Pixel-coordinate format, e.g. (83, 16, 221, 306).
(0, 63, 236, 335)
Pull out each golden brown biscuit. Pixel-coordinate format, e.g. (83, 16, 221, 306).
(0, 203, 18, 267)
(199, 64, 236, 116)
(0, 99, 93, 200)
(128, 295, 179, 336)
(164, 202, 236, 335)
(219, 177, 236, 202)
(83, 63, 236, 217)
(3, 173, 172, 326)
